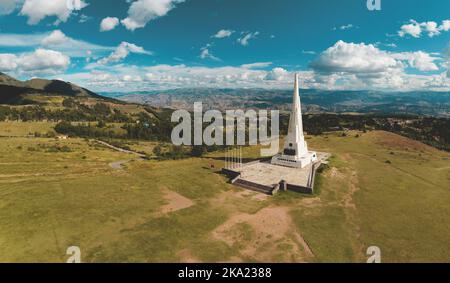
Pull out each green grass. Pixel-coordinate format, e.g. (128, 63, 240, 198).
(301, 131, 450, 262)
(0, 129, 449, 262)
(0, 121, 56, 137)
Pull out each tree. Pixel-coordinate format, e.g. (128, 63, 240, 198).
(191, 145, 207, 157)
(98, 120, 107, 128)
(62, 98, 76, 108)
(153, 145, 162, 156)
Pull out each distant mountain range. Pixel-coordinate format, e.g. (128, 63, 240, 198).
(1, 72, 449, 118)
(0, 72, 106, 105)
(107, 88, 450, 118)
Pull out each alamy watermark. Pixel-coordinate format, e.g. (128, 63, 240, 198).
(66, 246, 81, 263)
(367, 0, 381, 11)
(171, 102, 280, 157)
(366, 246, 381, 263)
(66, 0, 85, 10)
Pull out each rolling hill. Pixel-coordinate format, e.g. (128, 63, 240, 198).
(0, 72, 107, 105)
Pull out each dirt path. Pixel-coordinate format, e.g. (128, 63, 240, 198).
(96, 140, 147, 170)
(94, 140, 146, 158)
(158, 188, 194, 215)
(109, 160, 131, 170)
(212, 206, 314, 262)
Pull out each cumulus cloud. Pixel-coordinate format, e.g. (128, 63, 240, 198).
(398, 19, 450, 38)
(237, 31, 259, 46)
(19, 49, 70, 73)
(0, 54, 19, 71)
(97, 42, 152, 65)
(310, 40, 401, 74)
(392, 51, 439, 72)
(20, 0, 87, 25)
(311, 40, 440, 74)
(265, 67, 288, 81)
(100, 17, 120, 32)
(213, 29, 234, 39)
(55, 59, 450, 93)
(59, 64, 305, 92)
(49, 39, 450, 93)
(0, 49, 70, 75)
(121, 0, 185, 31)
(41, 30, 69, 45)
(308, 40, 447, 91)
(398, 21, 422, 38)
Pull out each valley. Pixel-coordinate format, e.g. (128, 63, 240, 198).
(0, 73, 449, 263)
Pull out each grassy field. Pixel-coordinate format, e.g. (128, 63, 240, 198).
(0, 121, 56, 137)
(0, 125, 449, 262)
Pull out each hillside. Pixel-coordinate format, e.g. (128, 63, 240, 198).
(0, 129, 449, 262)
(0, 72, 107, 105)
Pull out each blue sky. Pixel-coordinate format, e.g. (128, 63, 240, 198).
(0, 0, 449, 92)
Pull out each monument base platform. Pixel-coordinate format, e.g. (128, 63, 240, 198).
(271, 151, 318, 169)
(222, 152, 330, 196)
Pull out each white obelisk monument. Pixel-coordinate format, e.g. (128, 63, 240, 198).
(271, 74, 318, 168)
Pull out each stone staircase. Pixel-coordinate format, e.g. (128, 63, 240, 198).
(233, 178, 276, 195)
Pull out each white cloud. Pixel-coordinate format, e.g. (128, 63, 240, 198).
(0, 54, 19, 71)
(311, 40, 401, 74)
(213, 29, 234, 39)
(41, 30, 69, 45)
(20, 0, 87, 25)
(309, 40, 446, 91)
(55, 60, 450, 93)
(392, 51, 439, 72)
(384, 43, 397, 48)
(121, 0, 185, 31)
(265, 67, 288, 81)
(0, 0, 22, 15)
(0, 49, 70, 75)
(311, 40, 440, 74)
(18, 49, 70, 72)
(100, 17, 120, 32)
(241, 62, 272, 69)
(333, 24, 355, 31)
(122, 74, 143, 82)
(422, 21, 440, 37)
(398, 21, 422, 38)
(199, 44, 220, 61)
(0, 33, 44, 47)
(97, 42, 152, 65)
(59, 64, 300, 92)
(237, 31, 259, 46)
(399, 19, 450, 38)
(0, 30, 114, 58)
(78, 14, 91, 23)
(442, 20, 450, 32)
